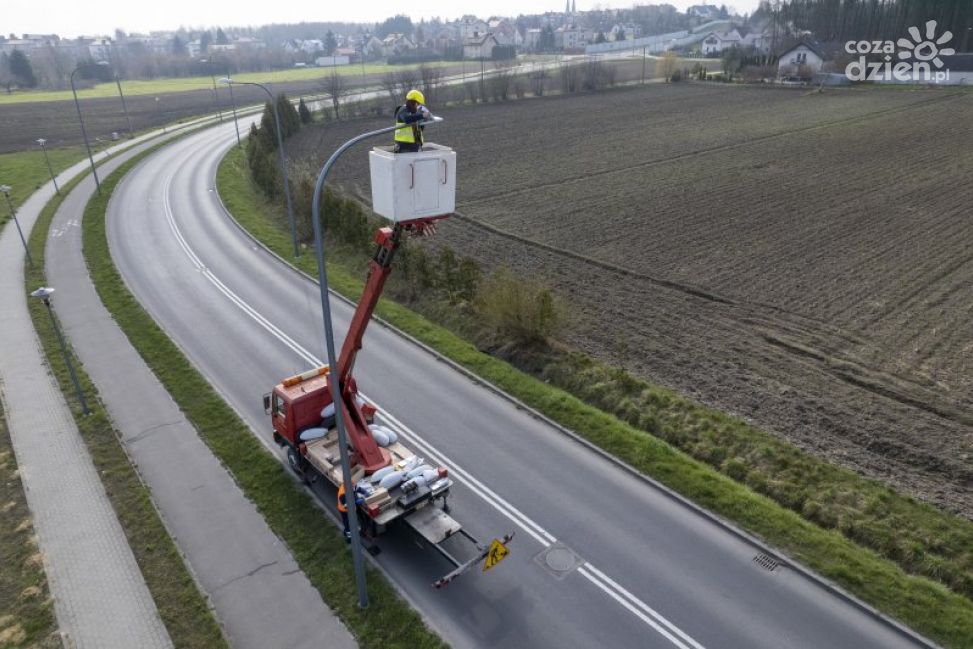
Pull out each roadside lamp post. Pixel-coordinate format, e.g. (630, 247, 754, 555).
(31, 287, 90, 415)
(113, 73, 134, 136)
(308, 116, 444, 610)
(200, 59, 224, 123)
(0, 185, 32, 267)
(70, 63, 104, 194)
(36, 138, 60, 194)
(220, 77, 299, 258)
(155, 97, 166, 134)
(204, 60, 239, 144)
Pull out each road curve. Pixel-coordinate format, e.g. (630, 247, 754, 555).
(105, 119, 934, 649)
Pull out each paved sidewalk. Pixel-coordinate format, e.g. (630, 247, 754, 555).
(45, 127, 356, 649)
(0, 168, 172, 647)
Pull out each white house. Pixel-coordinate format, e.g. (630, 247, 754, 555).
(555, 26, 591, 50)
(88, 37, 113, 60)
(777, 42, 826, 79)
(741, 30, 771, 53)
(525, 28, 543, 50)
(701, 29, 741, 55)
(689, 4, 721, 19)
(463, 33, 500, 59)
(315, 55, 350, 67)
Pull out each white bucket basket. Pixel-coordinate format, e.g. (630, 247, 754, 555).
(369, 143, 456, 222)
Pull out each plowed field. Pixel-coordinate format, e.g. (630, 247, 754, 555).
(292, 83, 973, 517)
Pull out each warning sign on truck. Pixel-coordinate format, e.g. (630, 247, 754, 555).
(483, 538, 510, 572)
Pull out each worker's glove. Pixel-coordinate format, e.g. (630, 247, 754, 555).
(420, 106, 431, 119)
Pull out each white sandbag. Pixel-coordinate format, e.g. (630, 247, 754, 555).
(371, 425, 398, 445)
(395, 456, 423, 472)
(299, 427, 328, 442)
(369, 466, 396, 483)
(406, 464, 434, 479)
(378, 470, 406, 490)
(371, 428, 390, 447)
(320, 403, 335, 419)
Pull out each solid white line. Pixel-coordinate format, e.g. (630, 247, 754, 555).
(159, 151, 705, 649)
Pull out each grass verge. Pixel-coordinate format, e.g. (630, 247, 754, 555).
(0, 404, 60, 649)
(218, 143, 973, 647)
(0, 145, 92, 225)
(25, 160, 228, 648)
(83, 141, 446, 648)
(0, 62, 454, 105)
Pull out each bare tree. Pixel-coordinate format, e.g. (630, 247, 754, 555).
(320, 68, 349, 119)
(529, 68, 549, 96)
(394, 69, 421, 99)
(380, 72, 399, 102)
(418, 64, 444, 104)
(489, 62, 513, 101)
(660, 50, 679, 82)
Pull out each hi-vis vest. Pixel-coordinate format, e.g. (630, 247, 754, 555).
(337, 483, 347, 513)
(394, 106, 423, 145)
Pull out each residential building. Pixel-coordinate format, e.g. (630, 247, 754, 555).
(701, 29, 741, 55)
(777, 41, 826, 79)
(463, 32, 500, 59)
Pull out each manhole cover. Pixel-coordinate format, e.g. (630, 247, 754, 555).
(534, 543, 583, 579)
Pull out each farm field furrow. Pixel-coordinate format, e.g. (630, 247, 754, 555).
(296, 83, 973, 516)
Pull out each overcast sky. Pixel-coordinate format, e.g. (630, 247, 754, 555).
(5, 1, 761, 39)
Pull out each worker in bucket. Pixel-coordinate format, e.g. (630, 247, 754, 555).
(393, 89, 432, 153)
(337, 482, 364, 542)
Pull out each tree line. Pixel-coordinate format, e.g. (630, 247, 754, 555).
(760, 0, 972, 48)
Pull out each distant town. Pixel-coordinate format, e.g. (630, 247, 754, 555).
(1, 1, 971, 91)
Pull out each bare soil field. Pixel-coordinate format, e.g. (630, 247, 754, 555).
(295, 83, 973, 517)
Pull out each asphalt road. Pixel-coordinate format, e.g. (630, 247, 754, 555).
(104, 120, 933, 649)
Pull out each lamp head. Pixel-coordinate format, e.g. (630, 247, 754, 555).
(0, 185, 11, 195)
(37, 138, 47, 146)
(30, 287, 56, 300)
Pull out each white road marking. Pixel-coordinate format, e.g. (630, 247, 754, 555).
(159, 151, 706, 649)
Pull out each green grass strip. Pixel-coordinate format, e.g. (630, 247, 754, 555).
(83, 140, 446, 648)
(25, 157, 228, 649)
(0, 403, 60, 648)
(0, 145, 93, 227)
(217, 144, 973, 647)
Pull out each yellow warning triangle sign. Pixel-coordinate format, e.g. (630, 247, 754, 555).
(483, 538, 510, 572)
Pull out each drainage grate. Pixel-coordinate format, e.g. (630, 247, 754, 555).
(753, 553, 780, 572)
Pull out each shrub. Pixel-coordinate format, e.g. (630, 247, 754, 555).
(475, 267, 562, 344)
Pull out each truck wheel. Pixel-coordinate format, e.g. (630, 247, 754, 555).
(286, 446, 304, 476)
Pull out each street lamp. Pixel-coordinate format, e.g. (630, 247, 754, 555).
(203, 60, 239, 145)
(199, 59, 224, 123)
(30, 287, 89, 415)
(220, 77, 298, 257)
(36, 138, 60, 194)
(308, 116, 444, 609)
(113, 73, 134, 136)
(0, 184, 32, 267)
(70, 62, 106, 194)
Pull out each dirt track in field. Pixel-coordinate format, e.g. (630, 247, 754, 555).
(292, 83, 973, 517)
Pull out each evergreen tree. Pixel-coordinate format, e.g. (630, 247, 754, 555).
(324, 30, 337, 56)
(200, 31, 212, 54)
(9, 50, 36, 88)
(298, 97, 312, 124)
(216, 27, 229, 44)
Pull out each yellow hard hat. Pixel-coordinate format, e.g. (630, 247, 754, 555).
(405, 89, 425, 104)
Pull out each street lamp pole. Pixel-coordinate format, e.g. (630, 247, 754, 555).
(201, 60, 224, 123)
(0, 185, 33, 267)
(70, 65, 102, 194)
(30, 287, 89, 415)
(114, 73, 134, 136)
(308, 116, 444, 610)
(36, 138, 60, 194)
(221, 78, 298, 257)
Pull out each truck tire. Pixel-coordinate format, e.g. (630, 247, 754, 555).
(286, 446, 305, 477)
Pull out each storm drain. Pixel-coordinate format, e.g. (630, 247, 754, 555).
(535, 543, 584, 580)
(753, 553, 781, 572)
